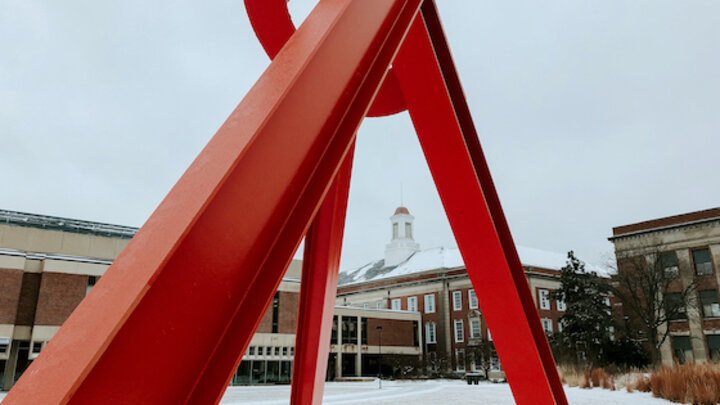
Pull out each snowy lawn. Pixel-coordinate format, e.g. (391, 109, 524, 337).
(218, 380, 672, 404)
(0, 380, 671, 404)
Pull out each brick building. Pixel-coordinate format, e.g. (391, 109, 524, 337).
(0, 209, 421, 390)
(609, 207, 720, 365)
(336, 206, 582, 375)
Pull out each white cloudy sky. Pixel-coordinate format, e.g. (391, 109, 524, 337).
(1, 0, 719, 270)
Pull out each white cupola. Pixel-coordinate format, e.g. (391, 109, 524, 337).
(384, 206, 420, 267)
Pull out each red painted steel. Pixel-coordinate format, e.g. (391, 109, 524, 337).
(418, 3, 568, 403)
(4, 1, 418, 404)
(4, 0, 567, 403)
(291, 146, 354, 405)
(392, 7, 567, 405)
(245, 0, 407, 118)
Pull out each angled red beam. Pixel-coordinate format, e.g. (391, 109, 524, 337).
(290, 145, 354, 405)
(393, 7, 567, 405)
(419, 2, 567, 402)
(183, 1, 421, 403)
(4, 1, 418, 404)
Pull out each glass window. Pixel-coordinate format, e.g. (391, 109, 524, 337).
(248, 346, 255, 356)
(424, 294, 436, 313)
(708, 335, 720, 361)
(541, 318, 553, 333)
(0, 337, 9, 353)
(361, 318, 368, 345)
(363, 303, 369, 309)
(556, 298, 566, 312)
(408, 296, 418, 312)
(342, 317, 358, 344)
(405, 223, 412, 239)
(282, 347, 288, 357)
(425, 322, 437, 344)
(538, 289, 550, 310)
(665, 292, 687, 320)
(454, 320, 464, 343)
(453, 291, 462, 311)
(672, 336, 693, 364)
(468, 289, 478, 309)
(392, 223, 398, 239)
(376, 300, 383, 309)
(660, 252, 679, 279)
(251, 360, 267, 384)
(274, 347, 280, 356)
(32, 341, 42, 354)
(279, 360, 292, 383)
(266, 361, 280, 383)
(391, 298, 401, 311)
(455, 349, 465, 372)
(331, 316, 338, 344)
(693, 248, 713, 275)
(86, 276, 98, 295)
(700, 290, 720, 318)
(469, 319, 481, 339)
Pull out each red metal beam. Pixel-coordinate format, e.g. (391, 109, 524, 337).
(4, 1, 418, 404)
(393, 6, 567, 404)
(290, 145, 354, 405)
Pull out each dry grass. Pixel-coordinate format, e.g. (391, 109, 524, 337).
(557, 365, 585, 387)
(644, 363, 720, 404)
(557, 366, 615, 390)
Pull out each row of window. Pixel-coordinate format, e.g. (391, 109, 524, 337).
(246, 346, 294, 358)
(661, 248, 715, 278)
(452, 289, 478, 311)
(454, 348, 500, 373)
(452, 318, 482, 342)
(667, 289, 720, 320)
(537, 289, 566, 311)
(672, 334, 720, 364)
(390, 294, 436, 313)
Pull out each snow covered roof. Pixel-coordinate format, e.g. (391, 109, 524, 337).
(338, 245, 608, 285)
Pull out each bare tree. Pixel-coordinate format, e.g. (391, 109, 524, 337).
(606, 248, 698, 365)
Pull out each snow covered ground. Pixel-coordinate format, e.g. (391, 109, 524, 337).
(0, 380, 670, 404)
(218, 380, 672, 405)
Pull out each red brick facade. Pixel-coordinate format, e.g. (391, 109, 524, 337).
(34, 273, 87, 326)
(0, 269, 23, 324)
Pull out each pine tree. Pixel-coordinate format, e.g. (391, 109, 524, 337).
(550, 251, 614, 366)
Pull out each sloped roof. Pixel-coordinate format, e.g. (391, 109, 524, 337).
(338, 245, 608, 285)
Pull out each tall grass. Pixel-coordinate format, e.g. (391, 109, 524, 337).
(626, 363, 720, 404)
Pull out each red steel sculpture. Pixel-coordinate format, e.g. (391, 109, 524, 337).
(5, 0, 568, 404)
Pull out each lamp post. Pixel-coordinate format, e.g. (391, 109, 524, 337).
(376, 325, 383, 389)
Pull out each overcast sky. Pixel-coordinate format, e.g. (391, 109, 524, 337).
(1, 0, 719, 271)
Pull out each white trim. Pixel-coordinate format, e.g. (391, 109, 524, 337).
(454, 319, 464, 343)
(453, 291, 462, 311)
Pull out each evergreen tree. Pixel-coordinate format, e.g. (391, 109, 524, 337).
(550, 251, 614, 366)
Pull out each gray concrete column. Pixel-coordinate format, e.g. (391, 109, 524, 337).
(355, 316, 362, 377)
(336, 315, 343, 378)
(440, 281, 452, 368)
(677, 249, 708, 363)
(2, 340, 19, 391)
(710, 244, 720, 289)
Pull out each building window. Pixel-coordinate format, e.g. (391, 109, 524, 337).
(538, 289, 550, 310)
(468, 289, 478, 309)
(391, 298, 401, 311)
(453, 291, 462, 311)
(405, 222, 412, 239)
(408, 296, 418, 312)
(331, 316, 338, 344)
(342, 317, 358, 344)
(469, 318, 481, 339)
(603, 297, 611, 314)
(392, 223, 399, 239)
(665, 292, 687, 320)
(455, 349, 466, 372)
(454, 319, 464, 342)
(672, 336, 693, 364)
(556, 298, 566, 312)
(708, 335, 720, 361)
(274, 347, 280, 356)
(557, 320, 564, 333)
(541, 318, 553, 334)
(660, 251, 679, 279)
(0, 337, 9, 353)
(424, 294, 436, 313)
(248, 346, 255, 356)
(282, 347, 288, 357)
(693, 248, 713, 275)
(376, 300, 383, 309)
(32, 341, 43, 354)
(425, 322, 437, 344)
(363, 303, 369, 309)
(700, 290, 720, 318)
(86, 276, 98, 295)
(361, 317, 368, 345)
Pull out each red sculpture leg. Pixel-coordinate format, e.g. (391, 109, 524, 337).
(393, 7, 568, 405)
(419, 2, 567, 402)
(3, 1, 419, 404)
(291, 144, 354, 405)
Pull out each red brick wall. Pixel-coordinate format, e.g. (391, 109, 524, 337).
(278, 291, 298, 334)
(448, 288, 484, 350)
(34, 273, 86, 326)
(366, 318, 416, 347)
(0, 268, 23, 324)
(534, 287, 564, 333)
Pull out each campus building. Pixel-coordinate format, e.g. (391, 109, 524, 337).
(336, 206, 578, 374)
(610, 207, 720, 366)
(0, 209, 421, 390)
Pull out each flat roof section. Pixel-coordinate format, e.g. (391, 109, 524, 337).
(611, 207, 720, 239)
